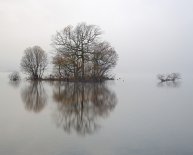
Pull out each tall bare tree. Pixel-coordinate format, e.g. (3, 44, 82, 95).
(52, 23, 118, 80)
(20, 46, 48, 80)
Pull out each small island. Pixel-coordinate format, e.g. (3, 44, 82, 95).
(20, 23, 118, 82)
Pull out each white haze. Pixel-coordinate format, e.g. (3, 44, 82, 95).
(0, 0, 193, 76)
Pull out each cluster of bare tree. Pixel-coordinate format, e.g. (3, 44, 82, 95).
(52, 23, 118, 81)
(20, 23, 117, 81)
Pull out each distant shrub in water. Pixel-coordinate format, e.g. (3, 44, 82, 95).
(157, 73, 181, 82)
(9, 72, 21, 81)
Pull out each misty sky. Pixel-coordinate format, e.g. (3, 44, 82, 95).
(0, 0, 193, 75)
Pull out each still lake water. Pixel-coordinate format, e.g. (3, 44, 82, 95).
(0, 72, 193, 155)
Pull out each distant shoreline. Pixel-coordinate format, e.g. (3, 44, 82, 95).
(27, 77, 115, 83)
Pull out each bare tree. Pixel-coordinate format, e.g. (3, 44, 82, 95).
(52, 23, 117, 81)
(91, 42, 118, 79)
(20, 46, 48, 80)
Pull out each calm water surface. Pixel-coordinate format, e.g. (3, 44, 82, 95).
(0, 72, 193, 155)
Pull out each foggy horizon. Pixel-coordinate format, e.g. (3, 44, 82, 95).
(1, 1, 193, 154)
(0, 0, 193, 75)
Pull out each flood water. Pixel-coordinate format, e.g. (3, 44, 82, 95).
(0, 72, 193, 155)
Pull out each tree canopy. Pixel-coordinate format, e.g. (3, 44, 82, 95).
(52, 23, 118, 81)
(20, 46, 48, 80)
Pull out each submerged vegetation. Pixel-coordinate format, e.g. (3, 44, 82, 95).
(9, 71, 21, 88)
(20, 23, 118, 82)
(9, 71, 21, 81)
(157, 73, 181, 82)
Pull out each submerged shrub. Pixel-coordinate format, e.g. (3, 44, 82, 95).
(9, 71, 21, 81)
(157, 73, 181, 82)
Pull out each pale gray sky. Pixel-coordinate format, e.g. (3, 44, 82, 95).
(0, 0, 193, 75)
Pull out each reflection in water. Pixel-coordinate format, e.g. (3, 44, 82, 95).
(157, 81, 181, 88)
(52, 82, 117, 136)
(21, 81, 47, 113)
(9, 80, 21, 88)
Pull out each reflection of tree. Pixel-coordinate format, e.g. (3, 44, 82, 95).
(157, 81, 181, 88)
(9, 80, 21, 88)
(52, 82, 117, 136)
(21, 81, 47, 113)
